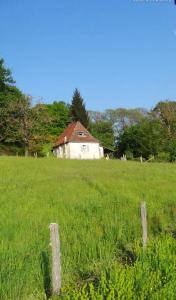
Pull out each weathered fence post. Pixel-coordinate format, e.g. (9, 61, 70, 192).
(141, 202, 147, 248)
(25, 148, 28, 157)
(49, 223, 61, 296)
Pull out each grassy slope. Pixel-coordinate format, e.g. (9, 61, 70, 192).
(1, 157, 176, 299)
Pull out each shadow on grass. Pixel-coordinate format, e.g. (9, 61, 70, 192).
(40, 251, 52, 299)
(77, 270, 99, 288)
(150, 215, 162, 236)
(116, 241, 137, 266)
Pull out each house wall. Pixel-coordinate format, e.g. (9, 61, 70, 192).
(53, 144, 68, 159)
(99, 146, 104, 158)
(69, 142, 102, 159)
(54, 142, 104, 160)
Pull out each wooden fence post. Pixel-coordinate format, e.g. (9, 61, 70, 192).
(49, 223, 61, 296)
(141, 202, 147, 248)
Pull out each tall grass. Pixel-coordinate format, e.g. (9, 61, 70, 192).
(0, 157, 176, 299)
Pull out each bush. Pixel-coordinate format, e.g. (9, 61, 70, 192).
(155, 152, 170, 162)
(125, 151, 134, 160)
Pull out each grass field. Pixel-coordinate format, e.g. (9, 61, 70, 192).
(1, 157, 176, 299)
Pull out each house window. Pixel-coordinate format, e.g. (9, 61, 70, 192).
(81, 145, 89, 152)
(77, 131, 86, 137)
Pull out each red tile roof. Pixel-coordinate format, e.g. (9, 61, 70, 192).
(53, 121, 99, 147)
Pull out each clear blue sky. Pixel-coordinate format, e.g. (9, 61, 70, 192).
(1, 0, 176, 110)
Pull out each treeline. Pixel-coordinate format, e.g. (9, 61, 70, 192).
(1, 58, 176, 161)
(90, 104, 176, 161)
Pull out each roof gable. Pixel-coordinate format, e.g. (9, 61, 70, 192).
(54, 121, 100, 147)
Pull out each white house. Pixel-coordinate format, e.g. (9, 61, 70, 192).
(53, 121, 104, 159)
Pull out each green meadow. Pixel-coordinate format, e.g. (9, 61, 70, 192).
(1, 157, 176, 299)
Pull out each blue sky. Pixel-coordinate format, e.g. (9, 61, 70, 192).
(1, 0, 176, 110)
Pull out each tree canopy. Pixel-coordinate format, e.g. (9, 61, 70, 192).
(0, 58, 70, 155)
(70, 88, 89, 128)
(0, 58, 15, 92)
(90, 121, 114, 150)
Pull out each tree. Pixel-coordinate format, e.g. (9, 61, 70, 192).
(0, 58, 15, 92)
(105, 108, 148, 137)
(152, 101, 176, 161)
(0, 58, 23, 144)
(153, 101, 176, 138)
(90, 121, 114, 149)
(46, 101, 70, 136)
(0, 59, 45, 155)
(5, 95, 33, 155)
(117, 118, 166, 159)
(70, 89, 89, 128)
(88, 110, 106, 123)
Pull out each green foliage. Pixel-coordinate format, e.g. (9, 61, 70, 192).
(70, 89, 89, 128)
(106, 108, 147, 136)
(117, 118, 166, 159)
(46, 101, 70, 136)
(0, 58, 70, 155)
(165, 139, 176, 162)
(155, 152, 170, 162)
(90, 121, 114, 149)
(1, 158, 176, 299)
(125, 150, 134, 160)
(60, 237, 176, 299)
(153, 101, 176, 138)
(0, 58, 23, 143)
(0, 58, 15, 92)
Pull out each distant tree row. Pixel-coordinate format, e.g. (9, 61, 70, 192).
(1, 58, 176, 161)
